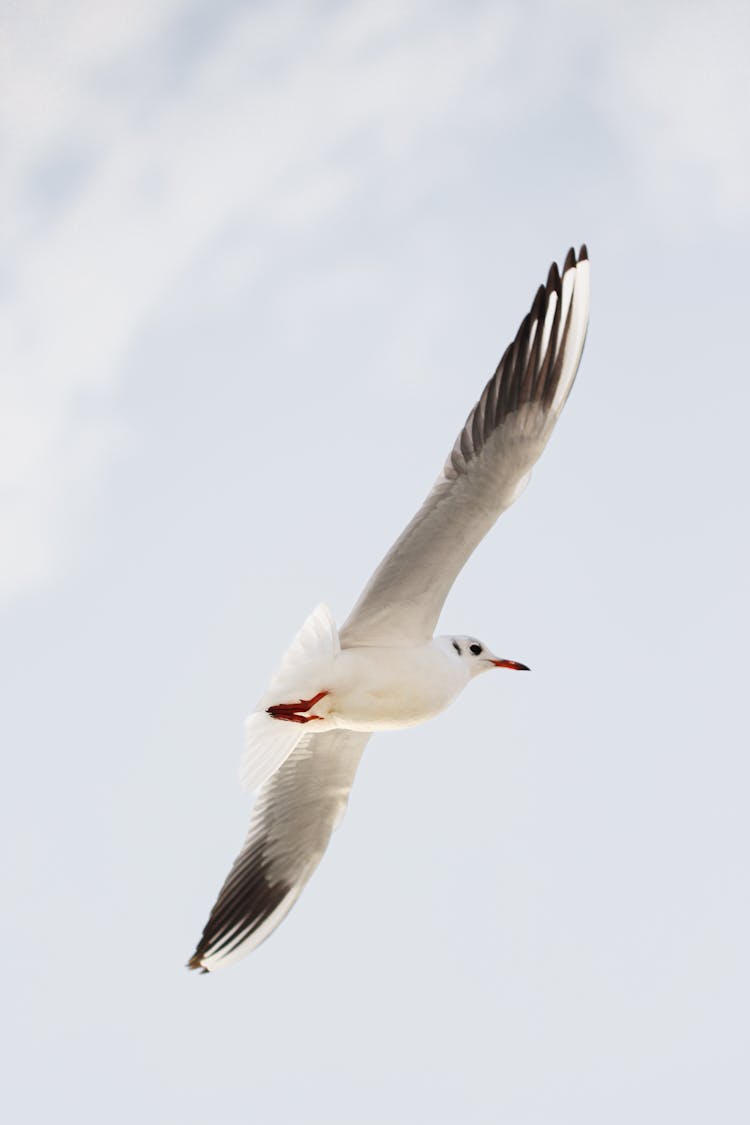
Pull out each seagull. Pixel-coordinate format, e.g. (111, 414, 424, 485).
(189, 245, 590, 972)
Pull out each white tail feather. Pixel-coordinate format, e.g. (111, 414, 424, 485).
(239, 713, 304, 793)
(273, 603, 340, 685)
(238, 604, 340, 793)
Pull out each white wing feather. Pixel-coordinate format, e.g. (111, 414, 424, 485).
(191, 729, 369, 971)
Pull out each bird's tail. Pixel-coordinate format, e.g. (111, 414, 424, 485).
(238, 604, 340, 792)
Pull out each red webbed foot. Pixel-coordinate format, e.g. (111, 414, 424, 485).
(267, 690, 329, 723)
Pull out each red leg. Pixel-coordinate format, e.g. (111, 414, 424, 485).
(267, 690, 329, 723)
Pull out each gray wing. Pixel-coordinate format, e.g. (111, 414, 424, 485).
(340, 246, 590, 648)
(189, 729, 369, 971)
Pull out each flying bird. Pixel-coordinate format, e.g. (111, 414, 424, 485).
(189, 245, 590, 971)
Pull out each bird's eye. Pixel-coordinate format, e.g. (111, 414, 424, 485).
(452, 641, 462, 655)
(469, 643, 482, 656)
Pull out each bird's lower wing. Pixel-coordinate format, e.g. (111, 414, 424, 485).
(189, 729, 369, 971)
(340, 246, 590, 648)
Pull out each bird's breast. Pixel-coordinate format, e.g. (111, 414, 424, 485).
(327, 645, 466, 731)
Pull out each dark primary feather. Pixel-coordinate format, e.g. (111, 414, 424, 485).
(446, 244, 588, 479)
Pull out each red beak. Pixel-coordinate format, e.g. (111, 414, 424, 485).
(491, 659, 530, 671)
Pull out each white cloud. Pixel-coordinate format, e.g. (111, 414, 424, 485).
(0, 0, 523, 600)
(1, 0, 748, 602)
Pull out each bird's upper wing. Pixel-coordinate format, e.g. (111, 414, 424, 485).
(340, 246, 590, 648)
(189, 728, 369, 972)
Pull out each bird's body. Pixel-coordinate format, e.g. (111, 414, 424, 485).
(189, 245, 591, 972)
(262, 638, 470, 733)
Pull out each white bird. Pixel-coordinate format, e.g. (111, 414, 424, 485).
(189, 245, 590, 972)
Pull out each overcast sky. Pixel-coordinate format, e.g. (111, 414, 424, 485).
(3, 2, 749, 1122)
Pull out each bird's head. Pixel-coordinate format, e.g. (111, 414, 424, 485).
(438, 635, 530, 680)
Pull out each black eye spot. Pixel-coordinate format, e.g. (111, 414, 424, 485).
(452, 641, 462, 655)
(469, 643, 482, 656)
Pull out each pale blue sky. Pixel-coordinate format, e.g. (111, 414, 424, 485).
(2, 2, 749, 1122)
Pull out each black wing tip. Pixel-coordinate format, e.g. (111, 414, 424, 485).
(558, 243, 589, 279)
(548, 244, 588, 292)
(448, 240, 590, 474)
(187, 861, 297, 973)
(530, 283, 545, 319)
